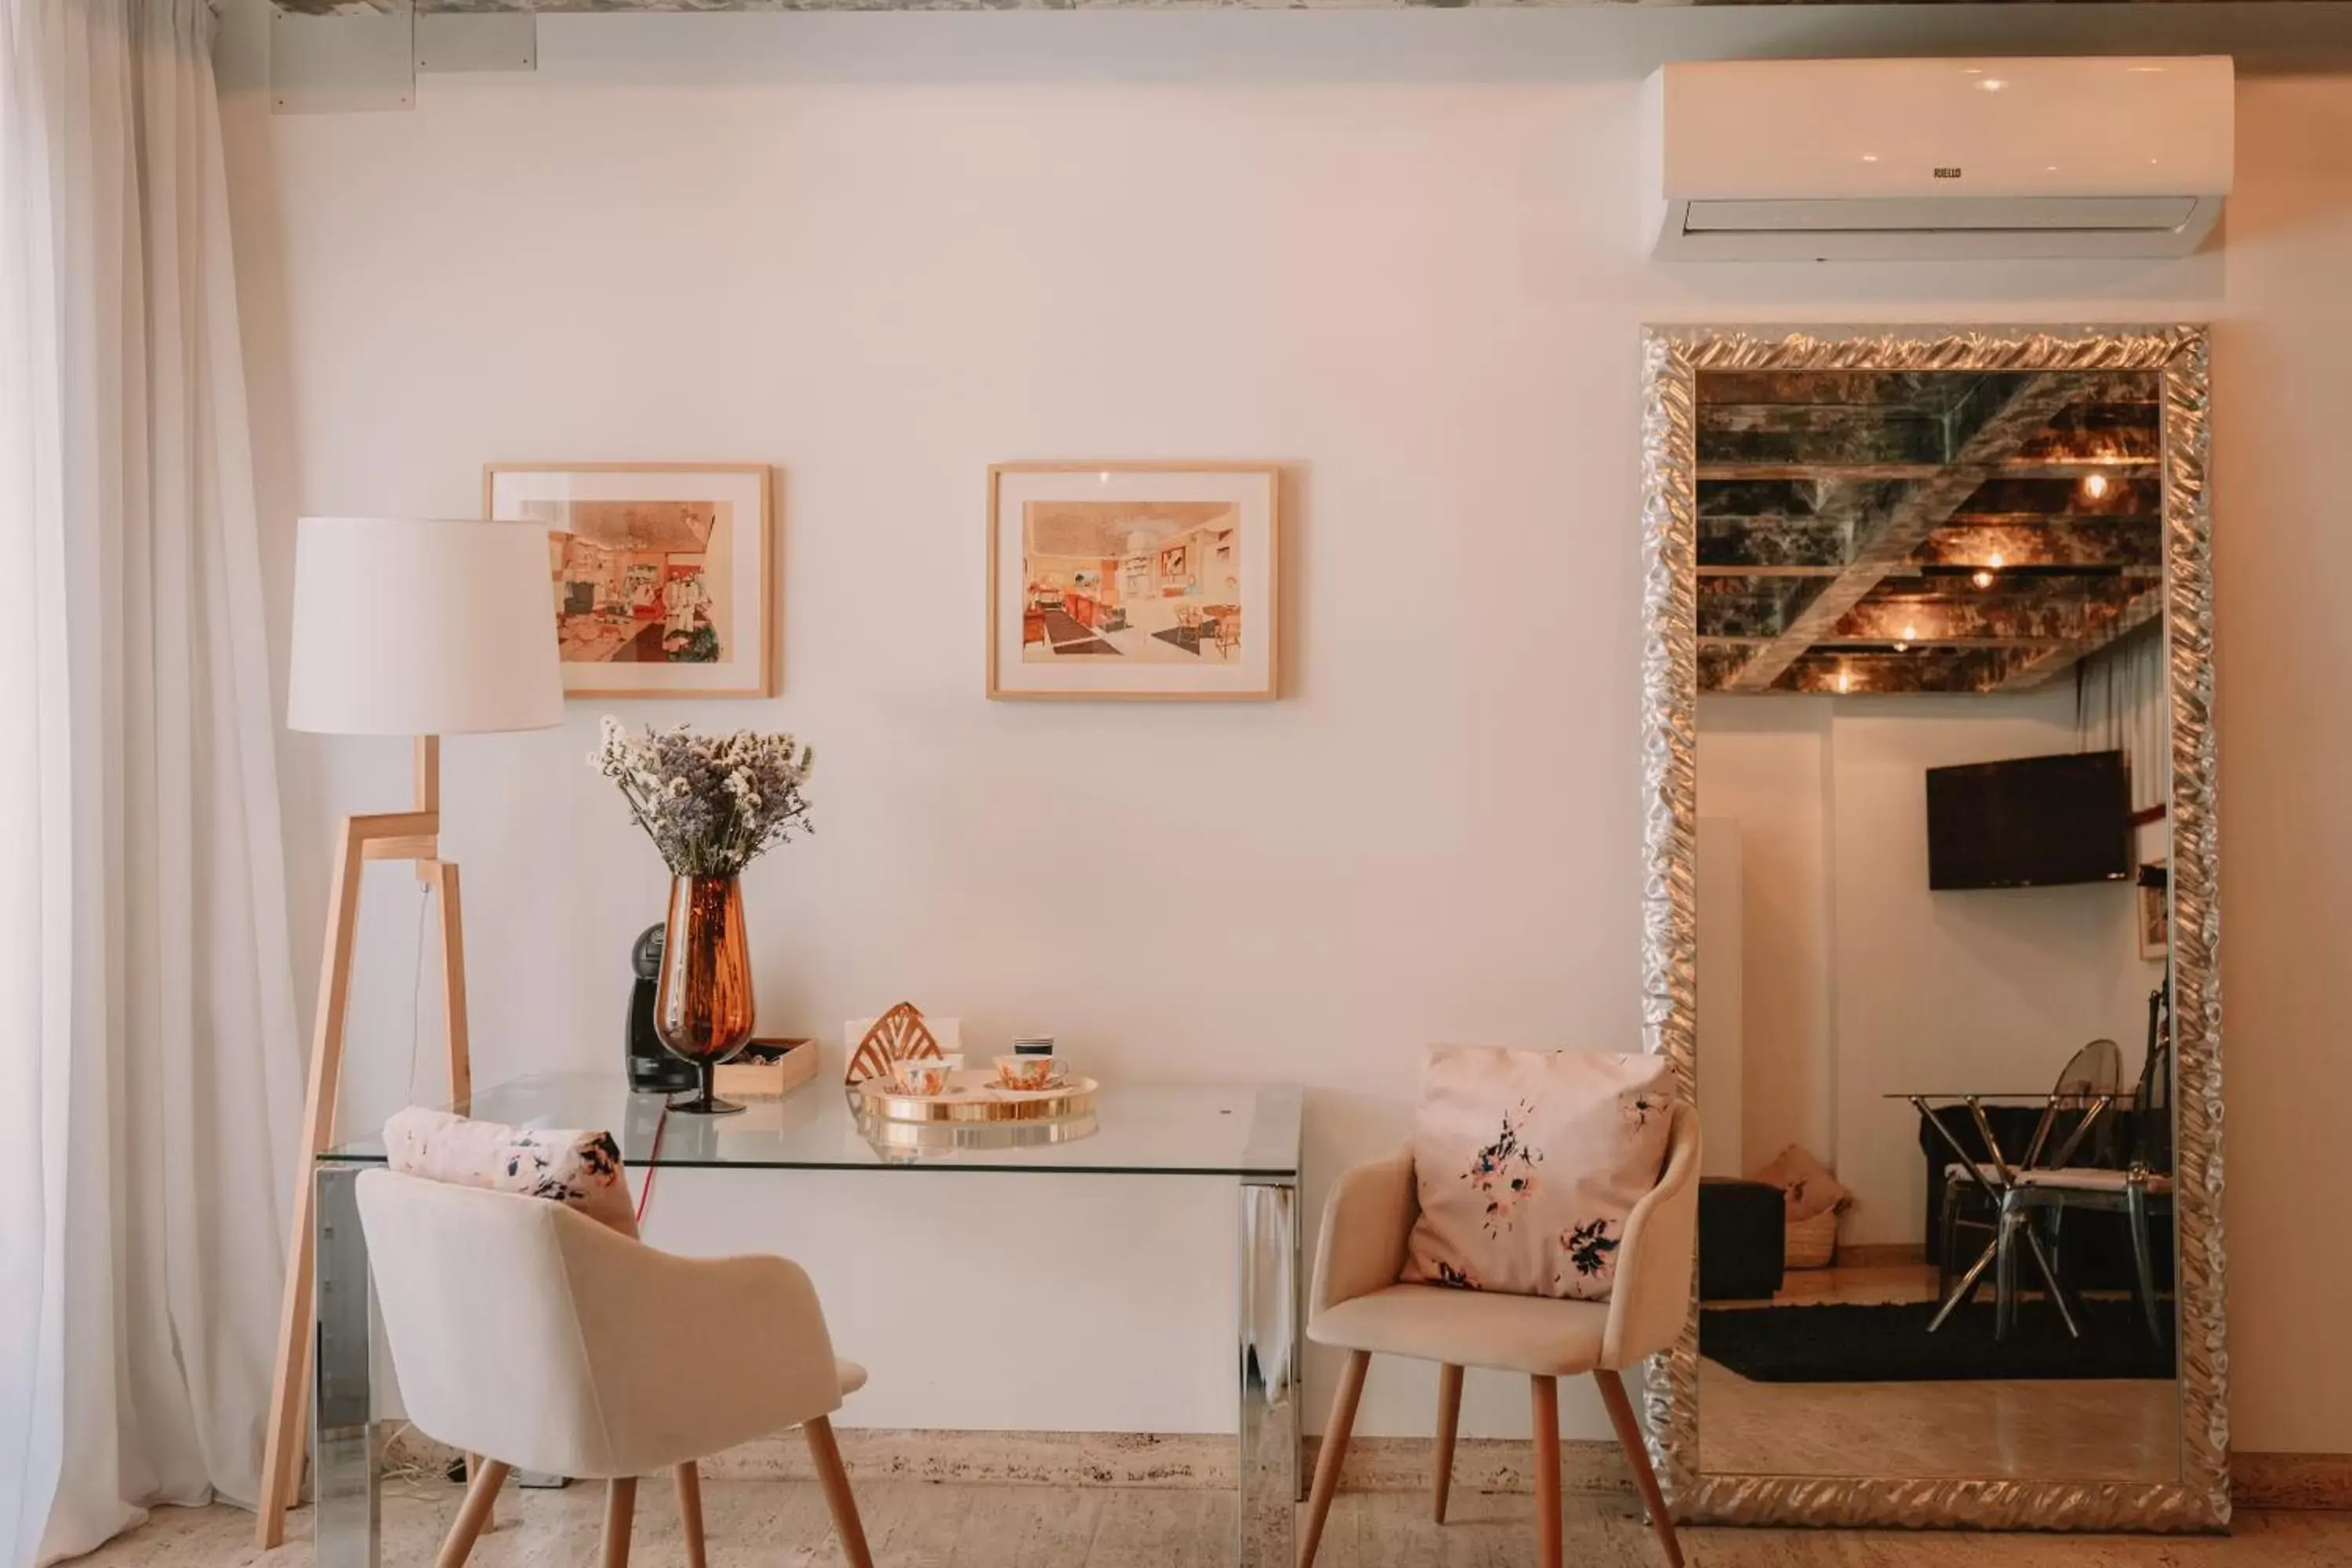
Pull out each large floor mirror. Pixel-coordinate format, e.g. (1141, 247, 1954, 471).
(1636, 327, 2226, 1530)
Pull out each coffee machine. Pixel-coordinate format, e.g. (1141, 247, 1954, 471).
(626, 923, 698, 1094)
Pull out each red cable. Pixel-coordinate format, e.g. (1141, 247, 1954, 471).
(633, 1105, 669, 1229)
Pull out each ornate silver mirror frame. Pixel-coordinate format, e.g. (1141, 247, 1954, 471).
(1636, 325, 2226, 1531)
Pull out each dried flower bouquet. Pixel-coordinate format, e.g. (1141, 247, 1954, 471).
(592, 717, 815, 877)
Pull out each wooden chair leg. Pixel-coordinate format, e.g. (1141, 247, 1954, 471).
(804, 1417, 874, 1568)
(600, 1475, 637, 1568)
(464, 1454, 492, 1534)
(1530, 1376, 1562, 1568)
(674, 1461, 706, 1568)
(1300, 1348, 1370, 1568)
(1432, 1363, 1464, 1524)
(434, 1458, 509, 1568)
(1595, 1369, 1683, 1568)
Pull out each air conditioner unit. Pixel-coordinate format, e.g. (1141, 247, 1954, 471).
(1642, 56, 2234, 261)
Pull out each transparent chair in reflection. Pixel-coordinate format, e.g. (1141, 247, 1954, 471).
(2003, 999, 2176, 1344)
(1936, 1038, 2120, 1294)
(1933, 1023, 2173, 1343)
(1929, 1039, 2118, 1340)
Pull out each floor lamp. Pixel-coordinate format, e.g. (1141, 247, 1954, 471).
(256, 517, 562, 1546)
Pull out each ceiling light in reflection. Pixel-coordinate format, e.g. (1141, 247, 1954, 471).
(2082, 473, 2111, 500)
(1988, 551, 2005, 570)
(1973, 568, 1996, 590)
(1835, 668, 1853, 695)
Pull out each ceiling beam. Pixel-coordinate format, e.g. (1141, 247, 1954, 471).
(1767, 650, 2025, 695)
(1719, 372, 2091, 693)
(1697, 461, 1947, 482)
(1704, 514, 2160, 577)
(1992, 584, 2166, 689)
(1828, 585, 2139, 645)
(1696, 456, 2158, 482)
(1907, 519, 2162, 575)
(1700, 580, 2141, 647)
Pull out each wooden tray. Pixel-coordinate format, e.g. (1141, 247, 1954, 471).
(713, 1037, 818, 1101)
(855, 1069, 1098, 1125)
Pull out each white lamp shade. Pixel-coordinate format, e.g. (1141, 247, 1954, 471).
(287, 517, 564, 735)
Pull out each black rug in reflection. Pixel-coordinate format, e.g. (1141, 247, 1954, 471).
(1700, 1299, 2176, 1383)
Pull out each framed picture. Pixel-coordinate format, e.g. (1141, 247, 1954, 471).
(485, 463, 775, 699)
(988, 462, 1280, 701)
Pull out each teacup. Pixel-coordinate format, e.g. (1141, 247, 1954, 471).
(891, 1054, 962, 1096)
(993, 1054, 1063, 1091)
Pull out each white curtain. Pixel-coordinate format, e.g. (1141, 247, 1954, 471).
(0, 2, 303, 1562)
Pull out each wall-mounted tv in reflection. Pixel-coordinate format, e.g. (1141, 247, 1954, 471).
(1926, 750, 2133, 891)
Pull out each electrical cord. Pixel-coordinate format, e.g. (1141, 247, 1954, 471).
(634, 1105, 670, 1229)
(403, 880, 434, 1107)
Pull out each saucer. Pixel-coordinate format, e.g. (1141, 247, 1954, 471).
(989, 1075, 1068, 1097)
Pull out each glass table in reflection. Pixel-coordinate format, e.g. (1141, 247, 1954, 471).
(308, 1072, 1303, 1568)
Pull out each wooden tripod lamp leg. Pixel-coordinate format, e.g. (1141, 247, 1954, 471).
(256, 797, 449, 1547)
(256, 817, 368, 1548)
(256, 739, 462, 1548)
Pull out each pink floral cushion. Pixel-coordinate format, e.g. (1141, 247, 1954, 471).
(383, 1106, 638, 1240)
(1751, 1143, 1852, 1222)
(1400, 1046, 1675, 1301)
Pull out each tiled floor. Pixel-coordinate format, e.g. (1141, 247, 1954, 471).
(70, 1482, 2352, 1568)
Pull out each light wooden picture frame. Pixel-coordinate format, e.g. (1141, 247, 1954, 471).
(485, 462, 776, 700)
(988, 462, 1281, 702)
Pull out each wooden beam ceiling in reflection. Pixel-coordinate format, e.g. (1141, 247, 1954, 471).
(1693, 368, 2164, 695)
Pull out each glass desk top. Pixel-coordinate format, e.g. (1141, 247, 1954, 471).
(324, 1071, 1303, 1180)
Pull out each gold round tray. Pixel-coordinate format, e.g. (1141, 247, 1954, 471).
(858, 1112, 1101, 1158)
(855, 1069, 1099, 1125)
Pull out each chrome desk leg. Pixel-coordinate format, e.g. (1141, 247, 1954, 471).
(314, 1163, 380, 1568)
(1237, 1179, 1299, 1568)
(1929, 1238, 1998, 1332)
(2125, 1177, 2165, 1345)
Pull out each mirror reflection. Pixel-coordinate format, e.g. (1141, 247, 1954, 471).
(1690, 365, 2179, 1483)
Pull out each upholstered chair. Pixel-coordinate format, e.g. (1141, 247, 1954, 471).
(1299, 1104, 1699, 1568)
(357, 1171, 874, 1568)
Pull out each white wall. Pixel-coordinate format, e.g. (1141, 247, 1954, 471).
(1694, 700, 1835, 1173)
(216, 6, 2352, 1451)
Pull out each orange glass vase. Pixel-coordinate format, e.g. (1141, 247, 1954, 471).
(655, 874, 757, 1115)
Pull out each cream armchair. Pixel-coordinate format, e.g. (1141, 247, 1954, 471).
(1300, 1104, 1698, 1568)
(357, 1171, 874, 1568)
